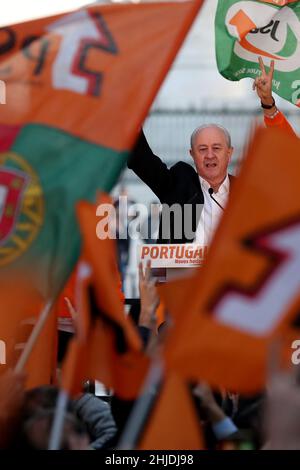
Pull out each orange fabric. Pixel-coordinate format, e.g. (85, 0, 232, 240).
(55, 261, 124, 319)
(157, 276, 200, 325)
(156, 301, 166, 329)
(0, 275, 57, 387)
(161, 127, 300, 393)
(0, 276, 43, 372)
(264, 110, 297, 138)
(62, 195, 149, 399)
(55, 269, 77, 319)
(78, 197, 140, 350)
(24, 305, 57, 389)
(0, 1, 203, 151)
(138, 372, 204, 450)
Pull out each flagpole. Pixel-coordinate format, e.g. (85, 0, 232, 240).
(48, 389, 69, 450)
(48, 297, 79, 450)
(14, 299, 54, 373)
(117, 356, 164, 450)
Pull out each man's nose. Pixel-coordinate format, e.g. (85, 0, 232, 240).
(206, 147, 215, 158)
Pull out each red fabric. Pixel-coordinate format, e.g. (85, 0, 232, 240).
(0, 124, 22, 151)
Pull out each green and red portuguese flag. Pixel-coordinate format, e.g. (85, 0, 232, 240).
(0, 0, 203, 297)
(215, 0, 300, 106)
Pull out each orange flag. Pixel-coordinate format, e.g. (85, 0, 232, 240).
(264, 110, 298, 138)
(138, 372, 204, 450)
(23, 307, 57, 389)
(62, 195, 149, 399)
(161, 127, 300, 393)
(0, 276, 57, 388)
(0, 276, 41, 370)
(0, 0, 204, 152)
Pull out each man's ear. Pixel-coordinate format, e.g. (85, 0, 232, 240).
(228, 147, 234, 162)
(189, 148, 194, 158)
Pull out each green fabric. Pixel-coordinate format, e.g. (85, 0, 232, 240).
(5, 123, 128, 297)
(215, 0, 300, 105)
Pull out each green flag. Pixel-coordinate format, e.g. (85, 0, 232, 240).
(215, 0, 300, 106)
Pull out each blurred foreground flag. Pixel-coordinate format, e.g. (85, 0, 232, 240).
(62, 196, 149, 400)
(0, 277, 57, 388)
(0, 0, 203, 297)
(162, 127, 300, 393)
(138, 372, 204, 450)
(215, 0, 300, 106)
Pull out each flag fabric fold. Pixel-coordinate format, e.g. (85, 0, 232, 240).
(138, 372, 204, 450)
(0, 276, 57, 388)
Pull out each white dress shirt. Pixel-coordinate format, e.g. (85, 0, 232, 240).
(194, 175, 230, 246)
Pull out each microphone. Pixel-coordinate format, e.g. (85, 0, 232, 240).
(208, 187, 225, 211)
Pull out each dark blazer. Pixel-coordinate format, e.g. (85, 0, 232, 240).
(128, 131, 235, 244)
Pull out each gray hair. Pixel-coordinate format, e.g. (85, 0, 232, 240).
(190, 123, 232, 149)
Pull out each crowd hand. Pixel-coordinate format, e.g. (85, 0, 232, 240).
(264, 342, 300, 450)
(0, 369, 26, 447)
(252, 56, 275, 107)
(64, 296, 78, 332)
(193, 382, 225, 424)
(67, 431, 91, 450)
(138, 260, 159, 329)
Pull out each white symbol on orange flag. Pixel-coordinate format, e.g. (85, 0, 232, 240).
(215, 221, 300, 336)
(47, 10, 103, 94)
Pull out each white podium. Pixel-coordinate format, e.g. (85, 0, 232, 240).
(138, 243, 207, 282)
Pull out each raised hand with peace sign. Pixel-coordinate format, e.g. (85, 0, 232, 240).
(253, 56, 277, 115)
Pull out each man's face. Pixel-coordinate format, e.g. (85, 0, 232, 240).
(189, 126, 233, 186)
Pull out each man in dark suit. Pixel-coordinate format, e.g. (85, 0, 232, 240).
(128, 124, 235, 245)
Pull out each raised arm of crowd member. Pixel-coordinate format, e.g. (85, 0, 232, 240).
(193, 383, 239, 444)
(254, 56, 297, 137)
(73, 393, 117, 449)
(137, 261, 159, 349)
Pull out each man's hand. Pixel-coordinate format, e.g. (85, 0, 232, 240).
(253, 56, 275, 107)
(193, 382, 225, 424)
